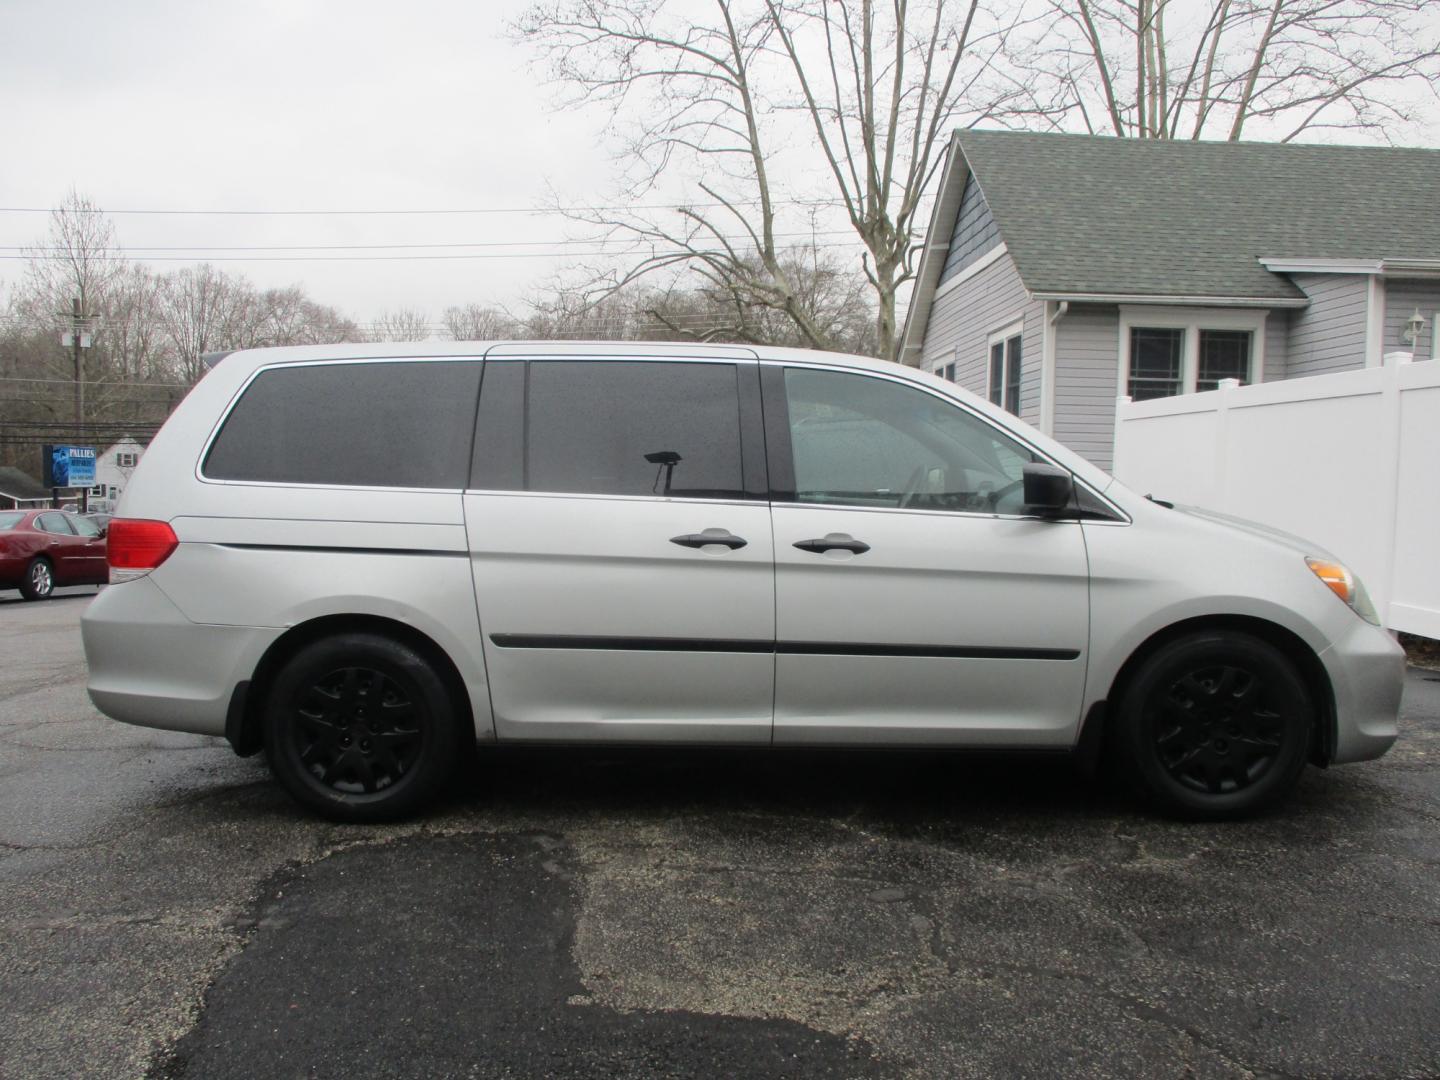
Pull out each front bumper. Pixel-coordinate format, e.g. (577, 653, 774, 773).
(81, 576, 279, 737)
(1319, 614, 1406, 764)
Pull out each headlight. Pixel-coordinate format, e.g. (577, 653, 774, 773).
(1305, 557, 1380, 625)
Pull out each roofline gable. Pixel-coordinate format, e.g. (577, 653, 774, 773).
(898, 132, 990, 363)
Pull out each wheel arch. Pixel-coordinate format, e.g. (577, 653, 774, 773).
(1078, 614, 1337, 771)
(226, 613, 476, 757)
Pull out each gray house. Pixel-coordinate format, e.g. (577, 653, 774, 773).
(899, 131, 1440, 469)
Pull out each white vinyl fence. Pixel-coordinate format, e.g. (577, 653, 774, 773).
(1112, 355, 1440, 637)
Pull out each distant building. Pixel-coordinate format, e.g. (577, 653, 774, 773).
(0, 467, 50, 510)
(87, 438, 146, 512)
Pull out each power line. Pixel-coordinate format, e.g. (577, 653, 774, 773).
(1, 243, 865, 264)
(1, 230, 859, 254)
(0, 199, 851, 217)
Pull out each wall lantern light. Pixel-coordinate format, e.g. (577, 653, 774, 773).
(1402, 307, 1427, 346)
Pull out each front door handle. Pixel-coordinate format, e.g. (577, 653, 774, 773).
(793, 535, 871, 555)
(670, 530, 748, 550)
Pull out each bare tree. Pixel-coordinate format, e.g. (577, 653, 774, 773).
(365, 308, 433, 342)
(1003, 0, 1440, 142)
(763, 0, 1025, 357)
(517, 1, 840, 350)
(254, 286, 361, 346)
(516, 0, 1019, 360)
(519, 244, 876, 353)
(11, 189, 123, 331)
(442, 303, 520, 341)
(157, 264, 259, 383)
(102, 264, 169, 381)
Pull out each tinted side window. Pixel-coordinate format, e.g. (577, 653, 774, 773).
(783, 368, 1038, 514)
(471, 360, 525, 491)
(204, 361, 482, 488)
(37, 513, 76, 535)
(526, 361, 745, 498)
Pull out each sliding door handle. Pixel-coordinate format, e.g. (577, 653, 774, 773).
(793, 536, 870, 555)
(671, 531, 748, 550)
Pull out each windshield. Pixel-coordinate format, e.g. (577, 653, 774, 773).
(0, 511, 24, 530)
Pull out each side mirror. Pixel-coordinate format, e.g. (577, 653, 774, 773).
(1022, 462, 1073, 516)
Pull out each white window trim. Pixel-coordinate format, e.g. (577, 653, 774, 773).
(987, 318, 1024, 409)
(1117, 305, 1266, 398)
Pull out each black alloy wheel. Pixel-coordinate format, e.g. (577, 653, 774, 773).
(20, 558, 54, 601)
(1153, 665, 1284, 795)
(1113, 631, 1313, 819)
(263, 633, 464, 822)
(292, 666, 423, 796)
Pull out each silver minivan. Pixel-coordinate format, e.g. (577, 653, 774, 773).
(82, 342, 1403, 821)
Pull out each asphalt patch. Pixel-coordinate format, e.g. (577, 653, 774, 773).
(156, 833, 886, 1079)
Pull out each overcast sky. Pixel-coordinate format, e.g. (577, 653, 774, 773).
(0, 0, 635, 329)
(2, 1, 1437, 331)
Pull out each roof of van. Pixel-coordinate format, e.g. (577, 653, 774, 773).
(210, 340, 898, 375)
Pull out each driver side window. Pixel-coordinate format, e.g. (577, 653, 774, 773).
(783, 368, 1036, 513)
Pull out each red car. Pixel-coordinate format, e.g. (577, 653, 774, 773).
(0, 509, 109, 600)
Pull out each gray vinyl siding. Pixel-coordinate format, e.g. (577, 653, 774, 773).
(1287, 273, 1370, 376)
(1263, 310, 1288, 380)
(938, 174, 1001, 285)
(1384, 278, 1440, 362)
(1051, 304, 1120, 470)
(920, 249, 1043, 427)
(1017, 296, 1045, 426)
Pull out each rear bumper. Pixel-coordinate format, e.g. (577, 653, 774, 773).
(1320, 616, 1406, 764)
(81, 576, 279, 736)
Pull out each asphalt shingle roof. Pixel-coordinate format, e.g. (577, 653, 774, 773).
(957, 130, 1440, 301)
(0, 467, 50, 501)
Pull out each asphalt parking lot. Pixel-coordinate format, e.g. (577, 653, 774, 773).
(1, 592, 1438, 1079)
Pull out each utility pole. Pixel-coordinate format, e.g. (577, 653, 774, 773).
(59, 297, 95, 512)
(70, 297, 84, 438)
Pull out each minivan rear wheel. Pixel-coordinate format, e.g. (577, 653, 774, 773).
(1112, 631, 1313, 819)
(262, 633, 463, 822)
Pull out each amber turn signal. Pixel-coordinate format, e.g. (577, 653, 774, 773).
(1304, 557, 1381, 625)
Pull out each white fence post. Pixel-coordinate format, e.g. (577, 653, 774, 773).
(1215, 378, 1240, 515)
(1376, 357, 1407, 625)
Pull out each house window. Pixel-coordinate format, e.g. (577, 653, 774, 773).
(934, 362, 956, 382)
(1128, 328, 1184, 399)
(1197, 330, 1251, 391)
(1120, 307, 1265, 399)
(116, 452, 138, 468)
(987, 326, 1022, 415)
(89, 485, 105, 496)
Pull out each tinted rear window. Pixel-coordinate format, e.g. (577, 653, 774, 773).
(0, 512, 23, 530)
(204, 361, 481, 488)
(525, 361, 744, 498)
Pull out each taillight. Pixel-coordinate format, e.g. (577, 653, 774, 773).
(106, 519, 179, 582)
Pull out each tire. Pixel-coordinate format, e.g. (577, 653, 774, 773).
(1110, 631, 1313, 820)
(262, 633, 465, 822)
(19, 558, 54, 601)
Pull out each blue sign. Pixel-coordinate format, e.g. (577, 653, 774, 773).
(43, 444, 97, 488)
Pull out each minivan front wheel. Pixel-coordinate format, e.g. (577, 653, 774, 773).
(1112, 631, 1313, 819)
(263, 633, 463, 822)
